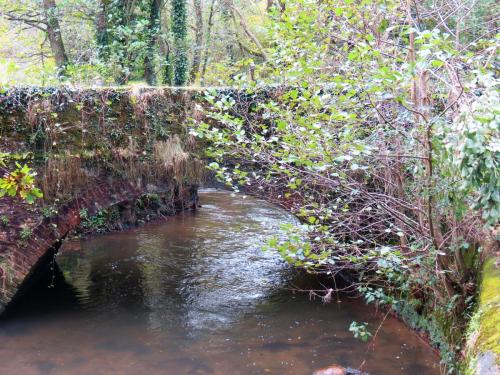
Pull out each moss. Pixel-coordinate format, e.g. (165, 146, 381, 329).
(463, 257, 499, 373)
(476, 257, 500, 355)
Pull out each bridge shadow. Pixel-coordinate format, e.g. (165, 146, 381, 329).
(1, 252, 81, 322)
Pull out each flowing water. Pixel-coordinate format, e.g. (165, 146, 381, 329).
(0, 190, 439, 375)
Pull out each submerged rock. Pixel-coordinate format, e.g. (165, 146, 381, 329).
(312, 364, 367, 375)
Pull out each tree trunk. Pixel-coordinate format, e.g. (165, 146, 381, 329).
(230, 4, 267, 60)
(42, 0, 69, 76)
(96, 0, 108, 52)
(189, 0, 203, 83)
(95, 0, 109, 62)
(171, 0, 188, 86)
(113, 0, 135, 85)
(163, 46, 173, 85)
(144, 0, 162, 85)
(221, 0, 237, 63)
(200, 0, 215, 84)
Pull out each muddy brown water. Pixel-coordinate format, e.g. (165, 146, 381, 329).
(0, 190, 439, 375)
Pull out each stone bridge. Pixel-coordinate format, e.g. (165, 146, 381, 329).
(0, 86, 268, 314)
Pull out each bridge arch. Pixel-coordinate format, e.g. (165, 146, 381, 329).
(0, 86, 235, 313)
(0, 179, 200, 314)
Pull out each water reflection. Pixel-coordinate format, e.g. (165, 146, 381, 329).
(0, 190, 439, 374)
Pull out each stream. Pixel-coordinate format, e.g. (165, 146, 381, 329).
(0, 190, 439, 374)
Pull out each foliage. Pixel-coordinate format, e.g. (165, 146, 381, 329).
(0, 153, 43, 204)
(41, 205, 58, 218)
(349, 321, 372, 343)
(441, 78, 500, 226)
(98, 0, 153, 84)
(19, 227, 32, 241)
(79, 208, 108, 233)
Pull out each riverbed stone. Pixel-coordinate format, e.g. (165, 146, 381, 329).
(313, 364, 368, 375)
(313, 365, 347, 375)
(476, 351, 499, 375)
